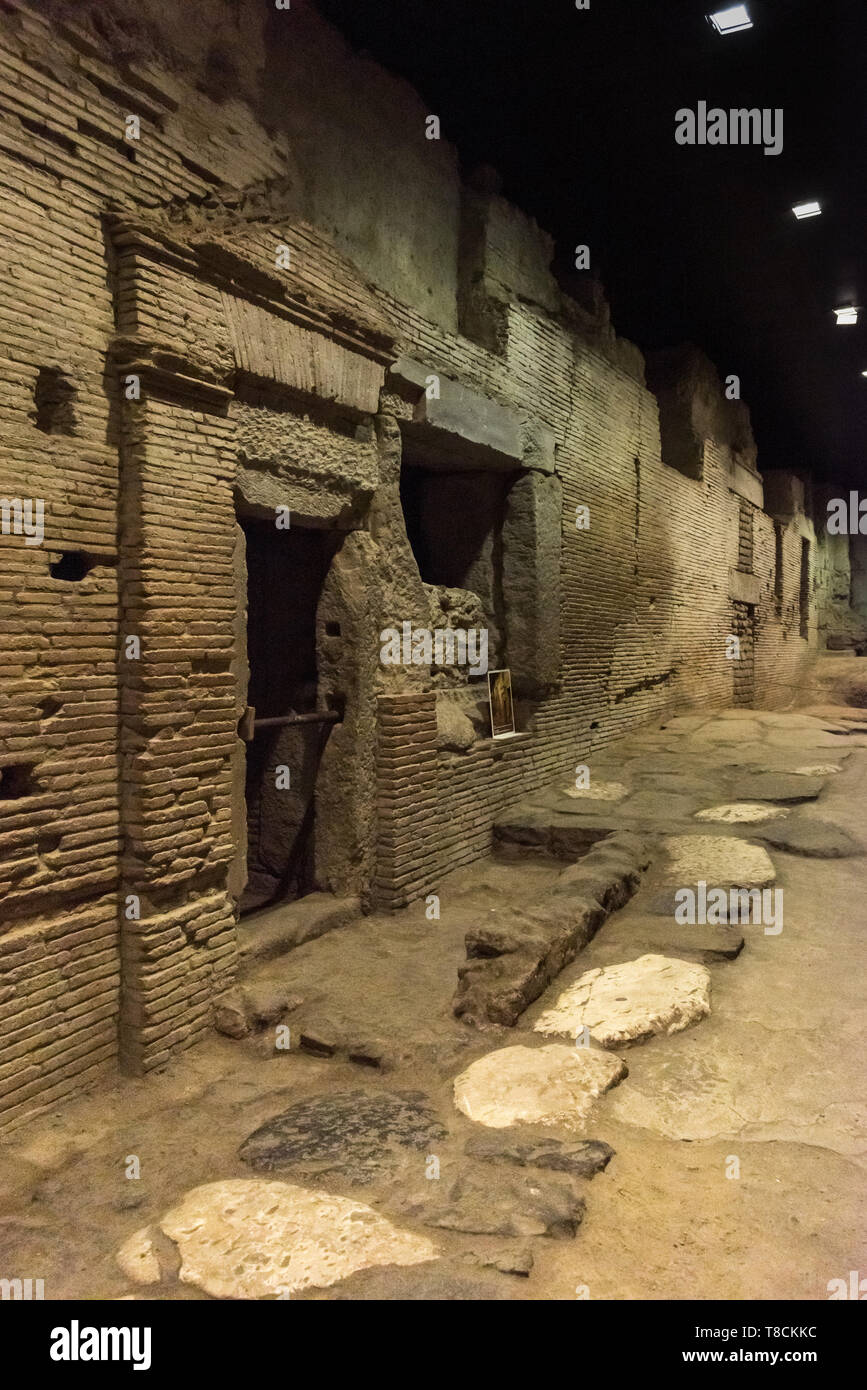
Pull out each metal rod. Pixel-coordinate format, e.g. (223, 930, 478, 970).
(252, 710, 341, 730)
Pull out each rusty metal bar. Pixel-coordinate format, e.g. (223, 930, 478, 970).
(252, 710, 341, 730)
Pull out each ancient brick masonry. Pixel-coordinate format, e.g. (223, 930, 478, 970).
(374, 694, 440, 909)
(116, 390, 239, 1072)
(0, 0, 837, 1128)
(731, 601, 757, 707)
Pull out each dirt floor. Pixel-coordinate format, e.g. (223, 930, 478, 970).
(1, 697, 866, 1301)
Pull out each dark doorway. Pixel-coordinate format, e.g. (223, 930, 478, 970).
(400, 463, 507, 594)
(241, 517, 331, 915)
(399, 460, 509, 665)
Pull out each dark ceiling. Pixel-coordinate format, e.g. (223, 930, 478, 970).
(319, 0, 866, 486)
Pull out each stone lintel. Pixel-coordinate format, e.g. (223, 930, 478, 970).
(414, 377, 522, 462)
(389, 359, 553, 472)
(387, 355, 430, 396)
(235, 465, 370, 530)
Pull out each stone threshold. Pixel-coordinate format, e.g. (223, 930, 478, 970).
(238, 892, 360, 971)
(214, 893, 361, 1041)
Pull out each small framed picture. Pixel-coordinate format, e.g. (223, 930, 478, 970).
(487, 668, 516, 739)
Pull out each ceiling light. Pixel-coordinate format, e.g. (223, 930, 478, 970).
(835, 306, 858, 325)
(792, 201, 821, 219)
(708, 6, 753, 34)
(862, 370, 867, 378)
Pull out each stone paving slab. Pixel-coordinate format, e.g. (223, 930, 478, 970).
(494, 727, 838, 860)
(395, 1166, 587, 1239)
(563, 781, 629, 802)
(659, 835, 776, 887)
(533, 954, 711, 1048)
(727, 773, 825, 803)
(754, 818, 864, 858)
(239, 1090, 447, 1184)
(117, 1178, 438, 1298)
(464, 1130, 614, 1178)
(453, 1044, 627, 1130)
(304, 1259, 515, 1300)
(583, 913, 744, 963)
(694, 802, 789, 824)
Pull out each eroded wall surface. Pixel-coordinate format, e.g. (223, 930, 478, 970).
(0, 0, 826, 1126)
(811, 481, 867, 652)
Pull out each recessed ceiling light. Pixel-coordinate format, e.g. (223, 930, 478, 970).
(835, 306, 858, 325)
(792, 201, 821, 219)
(708, 5, 753, 34)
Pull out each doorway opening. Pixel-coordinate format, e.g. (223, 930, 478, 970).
(399, 459, 509, 669)
(240, 516, 333, 916)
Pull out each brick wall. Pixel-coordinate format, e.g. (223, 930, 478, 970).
(0, 0, 827, 1125)
(737, 499, 755, 573)
(116, 394, 239, 1071)
(731, 601, 757, 707)
(374, 694, 440, 908)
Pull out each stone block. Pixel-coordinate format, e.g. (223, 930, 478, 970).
(238, 894, 359, 969)
(502, 470, 562, 696)
(454, 834, 647, 1027)
(412, 376, 523, 464)
(729, 568, 761, 605)
(519, 415, 556, 473)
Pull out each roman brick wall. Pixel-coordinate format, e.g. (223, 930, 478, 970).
(0, 0, 831, 1121)
(116, 394, 239, 1073)
(0, 0, 285, 1124)
(370, 321, 817, 904)
(0, 10, 124, 1124)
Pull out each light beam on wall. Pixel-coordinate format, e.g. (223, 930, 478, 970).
(708, 6, 753, 35)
